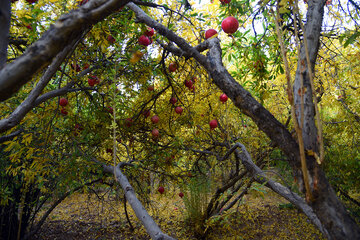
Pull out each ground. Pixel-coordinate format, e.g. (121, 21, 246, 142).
(32, 187, 325, 240)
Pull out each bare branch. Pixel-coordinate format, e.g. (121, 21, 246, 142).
(126, 4, 360, 238)
(103, 164, 176, 240)
(0, 129, 23, 143)
(349, 0, 360, 11)
(338, 99, 360, 122)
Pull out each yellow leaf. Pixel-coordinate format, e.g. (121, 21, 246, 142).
(307, 150, 315, 156)
(130, 51, 144, 64)
(26, 148, 34, 159)
(4, 141, 18, 152)
(22, 133, 32, 146)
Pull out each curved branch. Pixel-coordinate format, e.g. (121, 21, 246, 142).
(128, 3, 301, 171)
(0, 0, 131, 101)
(126, 4, 360, 238)
(0, 34, 82, 133)
(123, 194, 135, 231)
(0, 129, 23, 143)
(338, 98, 360, 122)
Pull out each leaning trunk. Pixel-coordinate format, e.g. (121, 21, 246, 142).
(293, 0, 360, 238)
(202, 18, 360, 240)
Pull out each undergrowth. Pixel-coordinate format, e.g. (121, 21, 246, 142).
(33, 187, 325, 240)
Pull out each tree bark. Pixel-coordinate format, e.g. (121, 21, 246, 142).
(233, 142, 330, 238)
(205, 37, 360, 240)
(292, 0, 360, 239)
(293, 0, 322, 154)
(0, 1, 357, 239)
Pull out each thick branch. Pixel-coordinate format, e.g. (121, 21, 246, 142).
(205, 37, 302, 171)
(349, 0, 360, 11)
(156, 40, 209, 58)
(103, 164, 175, 240)
(0, 35, 81, 133)
(127, 3, 300, 170)
(0, 0, 131, 101)
(128, 1, 301, 173)
(232, 142, 330, 238)
(293, 0, 324, 154)
(127, 5, 360, 239)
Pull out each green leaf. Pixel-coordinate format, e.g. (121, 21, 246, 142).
(344, 31, 360, 48)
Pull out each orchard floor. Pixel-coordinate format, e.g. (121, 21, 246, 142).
(33, 189, 325, 240)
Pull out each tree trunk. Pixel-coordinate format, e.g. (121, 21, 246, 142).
(206, 38, 360, 240)
(293, 0, 360, 239)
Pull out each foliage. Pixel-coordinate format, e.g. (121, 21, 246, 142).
(1, 0, 360, 238)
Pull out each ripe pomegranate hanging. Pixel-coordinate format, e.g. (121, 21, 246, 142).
(205, 29, 218, 39)
(221, 16, 239, 34)
(209, 119, 218, 129)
